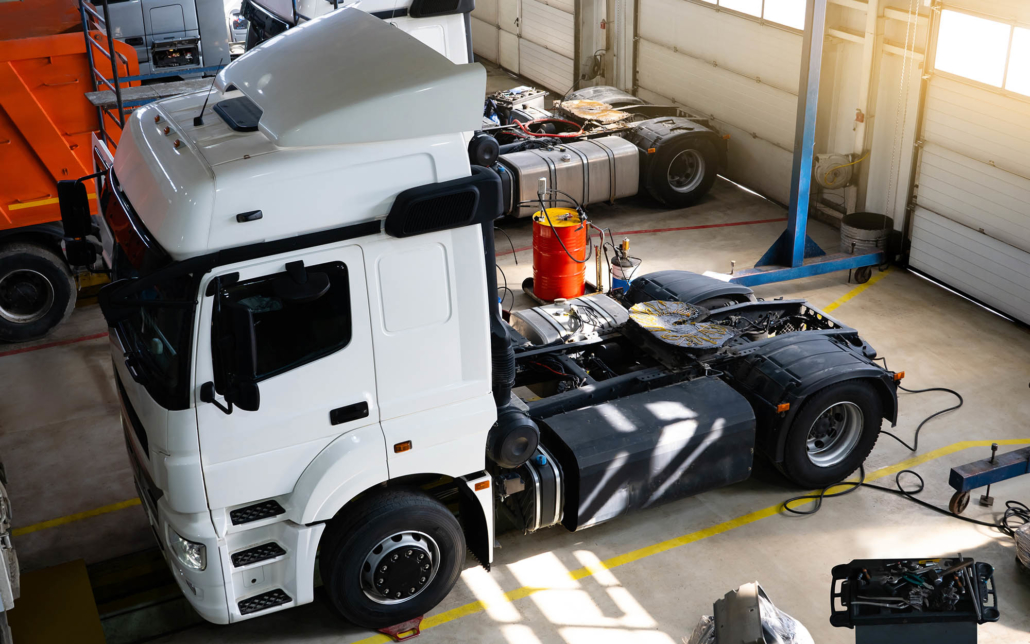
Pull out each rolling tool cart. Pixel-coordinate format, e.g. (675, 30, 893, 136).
(830, 557, 999, 644)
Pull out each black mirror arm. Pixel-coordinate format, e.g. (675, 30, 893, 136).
(201, 381, 233, 415)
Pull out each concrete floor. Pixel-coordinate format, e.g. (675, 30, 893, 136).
(2, 63, 1029, 643)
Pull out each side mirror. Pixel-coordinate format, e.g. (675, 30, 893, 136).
(58, 180, 93, 238)
(224, 303, 261, 412)
(210, 302, 261, 413)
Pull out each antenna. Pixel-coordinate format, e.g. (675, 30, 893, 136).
(193, 59, 225, 127)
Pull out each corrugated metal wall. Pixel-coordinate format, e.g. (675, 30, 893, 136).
(471, 0, 575, 93)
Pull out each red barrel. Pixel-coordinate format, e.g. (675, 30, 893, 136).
(532, 208, 588, 301)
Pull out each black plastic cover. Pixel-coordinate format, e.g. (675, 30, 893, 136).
(626, 270, 754, 306)
(214, 96, 262, 132)
(621, 116, 728, 173)
(541, 376, 755, 531)
(385, 165, 502, 238)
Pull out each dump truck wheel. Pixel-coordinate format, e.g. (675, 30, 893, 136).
(320, 488, 465, 630)
(646, 139, 718, 208)
(780, 380, 882, 489)
(0, 243, 75, 343)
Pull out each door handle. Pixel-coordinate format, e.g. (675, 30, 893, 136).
(330, 401, 369, 426)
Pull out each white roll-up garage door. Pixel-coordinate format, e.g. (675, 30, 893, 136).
(471, 0, 575, 93)
(635, 0, 801, 203)
(909, 6, 1030, 324)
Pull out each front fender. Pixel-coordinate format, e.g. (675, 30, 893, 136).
(290, 424, 389, 525)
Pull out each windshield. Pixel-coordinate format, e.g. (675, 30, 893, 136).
(100, 173, 197, 411)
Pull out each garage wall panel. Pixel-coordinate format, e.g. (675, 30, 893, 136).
(520, 0, 575, 60)
(471, 17, 500, 63)
(472, 0, 499, 25)
(636, 40, 797, 150)
(519, 38, 574, 94)
(638, 0, 802, 93)
(499, 29, 520, 72)
(909, 207, 1030, 323)
(918, 143, 1030, 254)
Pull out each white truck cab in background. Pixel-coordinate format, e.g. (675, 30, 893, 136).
(103, 0, 233, 75)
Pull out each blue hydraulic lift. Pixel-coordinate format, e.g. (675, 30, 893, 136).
(723, 0, 886, 287)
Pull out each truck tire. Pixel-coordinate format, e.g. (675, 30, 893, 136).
(779, 380, 882, 489)
(319, 488, 466, 630)
(0, 242, 75, 343)
(646, 139, 718, 208)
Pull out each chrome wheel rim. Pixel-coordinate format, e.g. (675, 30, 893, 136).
(0, 269, 55, 324)
(667, 149, 706, 194)
(361, 530, 440, 605)
(806, 402, 864, 468)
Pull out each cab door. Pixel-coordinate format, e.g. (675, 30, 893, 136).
(193, 244, 381, 511)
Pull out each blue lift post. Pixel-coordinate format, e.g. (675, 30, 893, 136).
(727, 0, 885, 287)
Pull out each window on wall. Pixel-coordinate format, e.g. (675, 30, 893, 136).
(704, 0, 806, 30)
(935, 9, 1030, 98)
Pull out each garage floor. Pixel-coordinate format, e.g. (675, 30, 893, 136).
(2, 63, 1029, 643)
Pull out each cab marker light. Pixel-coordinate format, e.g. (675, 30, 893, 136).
(475, 480, 490, 491)
(394, 441, 412, 453)
(776, 403, 790, 413)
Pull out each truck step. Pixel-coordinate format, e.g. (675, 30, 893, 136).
(230, 500, 286, 525)
(231, 542, 287, 568)
(238, 589, 292, 616)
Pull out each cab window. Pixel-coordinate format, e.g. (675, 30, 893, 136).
(213, 262, 352, 381)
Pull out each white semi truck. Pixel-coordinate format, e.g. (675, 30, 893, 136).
(59, 9, 900, 631)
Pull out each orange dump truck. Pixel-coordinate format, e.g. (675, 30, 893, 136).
(0, 1, 137, 341)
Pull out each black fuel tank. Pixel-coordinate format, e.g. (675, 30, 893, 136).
(540, 376, 756, 531)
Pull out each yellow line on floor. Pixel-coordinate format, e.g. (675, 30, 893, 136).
(823, 267, 891, 313)
(352, 438, 1030, 644)
(11, 498, 141, 538)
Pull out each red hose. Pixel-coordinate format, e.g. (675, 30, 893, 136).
(514, 118, 584, 139)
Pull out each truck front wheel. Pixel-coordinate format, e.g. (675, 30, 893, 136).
(779, 381, 882, 489)
(319, 488, 466, 630)
(0, 243, 76, 343)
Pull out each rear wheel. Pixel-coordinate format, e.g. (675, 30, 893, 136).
(319, 488, 465, 630)
(780, 381, 882, 488)
(646, 139, 718, 208)
(0, 243, 75, 343)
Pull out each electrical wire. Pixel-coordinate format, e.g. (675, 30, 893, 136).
(782, 371, 1026, 542)
(494, 226, 518, 265)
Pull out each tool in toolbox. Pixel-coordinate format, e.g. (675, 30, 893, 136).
(830, 557, 998, 644)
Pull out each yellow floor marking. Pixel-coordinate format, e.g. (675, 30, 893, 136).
(352, 438, 1030, 644)
(823, 267, 891, 313)
(11, 498, 141, 537)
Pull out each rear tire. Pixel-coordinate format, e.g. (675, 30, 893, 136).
(645, 139, 718, 208)
(0, 243, 75, 343)
(319, 488, 465, 630)
(780, 381, 882, 489)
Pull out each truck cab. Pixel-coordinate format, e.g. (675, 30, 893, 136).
(79, 8, 493, 625)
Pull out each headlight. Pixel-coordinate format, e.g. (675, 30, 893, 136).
(171, 531, 207, 571)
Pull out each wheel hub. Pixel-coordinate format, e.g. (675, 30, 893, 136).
(806, 402, 864, 468)
(0, 269, 55, 324)
(666, 149, 706, 194)
(361, 531, 440, 605)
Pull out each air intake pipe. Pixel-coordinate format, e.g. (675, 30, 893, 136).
(481, 223, 540, 469)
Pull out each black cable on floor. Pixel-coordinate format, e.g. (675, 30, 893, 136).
(880, 385, 964, 452)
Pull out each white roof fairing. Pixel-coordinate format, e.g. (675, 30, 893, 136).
(214, 8, 485, 147)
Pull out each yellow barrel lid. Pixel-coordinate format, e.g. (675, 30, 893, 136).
(533, 208, 583, 228)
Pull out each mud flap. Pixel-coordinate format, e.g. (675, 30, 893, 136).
(457, 473, 493, 571)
